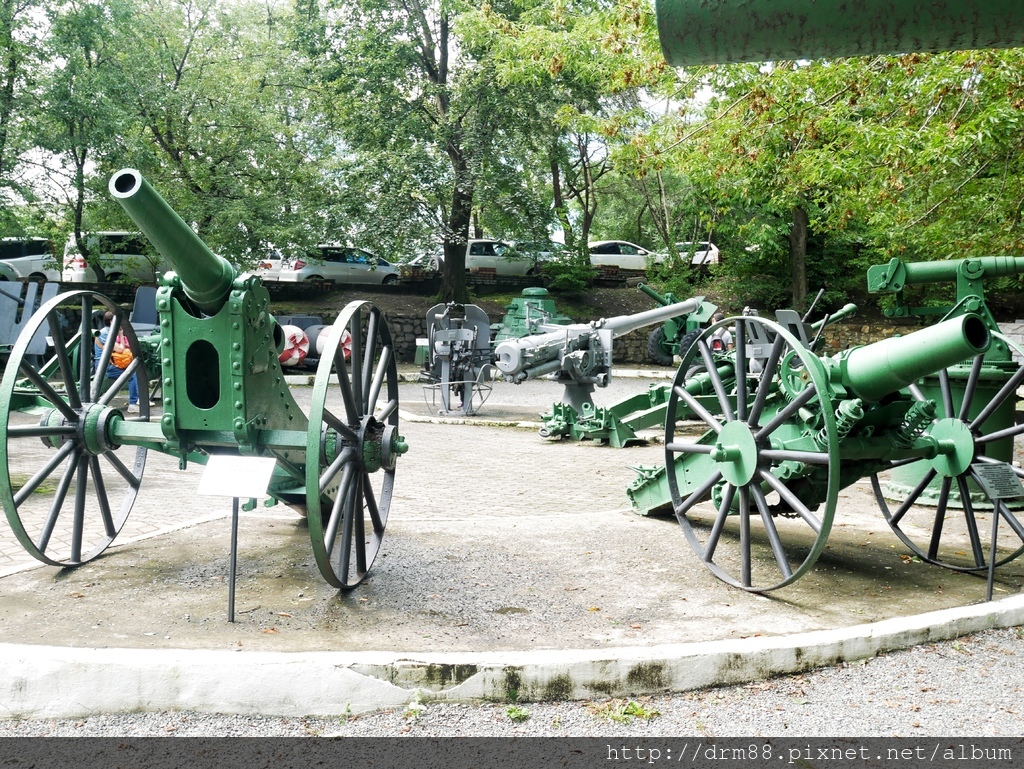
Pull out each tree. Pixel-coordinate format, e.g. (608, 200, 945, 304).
(0, 0, 47, 230)
(103, 0, 338, 264)
(32, 0, 134, 256)
(298, 0, 526, 302)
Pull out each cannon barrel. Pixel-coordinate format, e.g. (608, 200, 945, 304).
(656, 0, 1024, 66)
(867, 256, 1024, 294)
(494, 297, 701, 378)
(838, 314, 990, 402)
(637, 282, 670, 306)
(109, 169, 237, 315)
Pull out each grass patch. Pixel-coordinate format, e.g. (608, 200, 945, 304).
(588, 699, 661, 723)
(10, 473, 58, 495)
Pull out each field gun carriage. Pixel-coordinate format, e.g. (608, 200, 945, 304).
(625, 0, 1024, 592)
(0, 169, 407, 589)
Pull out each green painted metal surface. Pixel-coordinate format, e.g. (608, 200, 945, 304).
(109, 170, 236, 315)
(0, 169, 406, 587)
(867, 256, 1023, 506)
(491, 287, 572, 343)
(657, 0, 1024, 66)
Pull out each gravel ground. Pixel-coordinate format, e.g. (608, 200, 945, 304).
(0, 627, 1021, 737)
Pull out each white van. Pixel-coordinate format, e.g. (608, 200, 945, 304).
(62, 231, 170, 284)
(427, 239, 542, 276)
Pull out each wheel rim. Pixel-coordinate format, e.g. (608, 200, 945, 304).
(0, 291, 149, 566)
(306, 300, 403, 588)
(871, 331, 1024, 571)
(665, 316, 838, 591)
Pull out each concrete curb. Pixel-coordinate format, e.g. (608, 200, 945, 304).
(3, 594, 1022, 719)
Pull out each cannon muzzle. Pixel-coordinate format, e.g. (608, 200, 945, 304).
(109, 169, 237, 315)
(838, 314, 990, 402)
(656, 0, 1024, 66)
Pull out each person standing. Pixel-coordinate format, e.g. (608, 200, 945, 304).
(95, 311, 139, 413)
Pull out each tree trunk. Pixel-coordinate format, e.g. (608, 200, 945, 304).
(789, 204, 809, 311)
(441, 146, 472, 303)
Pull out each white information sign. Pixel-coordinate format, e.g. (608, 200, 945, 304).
(970, 462, 1024, 500)
(197, 455, 278, 499)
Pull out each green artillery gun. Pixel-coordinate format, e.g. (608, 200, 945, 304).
(491, 287, 572, 343)
(0, 169, 407, 589)
(655, 0, 1024, 66)
(636, 0, 1024, 592)
(638, 283, 717, 366)
(627, 311, 1024, 591)
(866, 256, 1024, 513)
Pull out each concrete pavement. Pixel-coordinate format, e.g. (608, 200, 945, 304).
(1, 370, 1022, 718)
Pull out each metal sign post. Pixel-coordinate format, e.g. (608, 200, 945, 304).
(971, 462, 1024, 601)
(197, 455, 278, 621)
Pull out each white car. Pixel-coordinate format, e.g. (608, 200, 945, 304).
(412, 240, 542, 276)
(676, 241, 721, 266)
(588, 240, 665, 269)
(0, 238, 61, 282)
(62, 231, 170, 284)
(265, 245, 400, 285)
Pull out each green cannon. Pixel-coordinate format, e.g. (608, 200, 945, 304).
(637, 283, 717, 367)
(0, 169, 407, 589)
(628, 310, 1024, 591)
(655, 0, 1024, 66)
(866, 256, 1024, 511)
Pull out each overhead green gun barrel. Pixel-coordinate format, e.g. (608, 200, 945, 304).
(656, 0, 1024, 66)
(109, 168, 236, 315)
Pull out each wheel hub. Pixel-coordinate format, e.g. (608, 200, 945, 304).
(359, 416, 408, 473)
(710, 420, 760, 486)
(928, 417, 975, 478)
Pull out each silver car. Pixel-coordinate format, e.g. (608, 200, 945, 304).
(0, 237, 60, 282)
(262, 245, 399, 285)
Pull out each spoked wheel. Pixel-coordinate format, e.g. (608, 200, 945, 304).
(0, 291, 149, 566)
(665, 316, 838, 591)
(306, 300, 407, 589)
(871, 331, 1024, 571)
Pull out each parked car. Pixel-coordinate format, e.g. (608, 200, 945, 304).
(264, 245, 400, 285)
(676, 241, 721, 266)
(62, 231, 169, 284)
(588, 240, 665, 269)
(513, 240, 567, 264)
(0, 237, 60, 282)
(418, 239, 543, 276)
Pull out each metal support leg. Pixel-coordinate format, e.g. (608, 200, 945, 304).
(987, 507, 1000, 602)
(228, 497, 239, 622)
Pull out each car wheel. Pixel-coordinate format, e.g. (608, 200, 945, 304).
(103, 273, 123, 284)
(29, 273, 49, 283)
(382, 274, 398, 285)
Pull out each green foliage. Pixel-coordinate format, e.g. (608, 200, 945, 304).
(505, 705, 531, 722)
(588, 698, 660, 723)
(0, 0, 1023, 319)
(540, 245, 596, 295)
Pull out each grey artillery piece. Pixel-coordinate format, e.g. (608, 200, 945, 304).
(493, 298, 702, 415)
